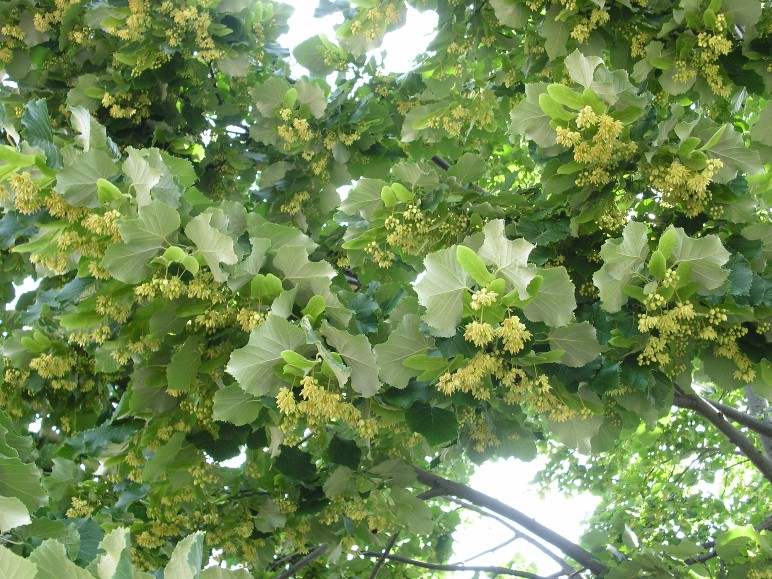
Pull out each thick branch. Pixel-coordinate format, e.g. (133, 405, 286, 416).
(674, 390, 772, 483)
(745, 385, 772, 459)
(692, 393, 772, 439)
(275, 544, 327, 579)
(413, 467, 608, 576)
(361, 551, 550, 579)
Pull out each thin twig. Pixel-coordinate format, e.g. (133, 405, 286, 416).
(674, 390, 772, 483)
(368, 533, 399, 579)
(447, 497, 575, 573)
(460, 533, 521, 565)
(275, 544, 327, 579)
(361, 551, 550, 578)
(685, 514, 772, 565)
(431, 154, 487, 193)
(413, 467, 608, 576)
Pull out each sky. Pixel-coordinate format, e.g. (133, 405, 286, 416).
(276, 2, 602, 576)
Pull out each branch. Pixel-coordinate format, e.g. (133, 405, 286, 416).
(368, 533, 399, 579)
(448, 497, 576, 573)
(413, 467, 608, 576)
(360, 551, 551, 579)
(695, 394, 772, 439)
(673, 390, 772, 483)
(275, 544, 327, 579)
(431, 155, 486, 194)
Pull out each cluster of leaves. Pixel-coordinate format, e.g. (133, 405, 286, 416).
(0, 0, 769, 576)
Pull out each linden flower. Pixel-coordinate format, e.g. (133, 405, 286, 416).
(470, 288, 498, 310)
(464, 321, 495, 347)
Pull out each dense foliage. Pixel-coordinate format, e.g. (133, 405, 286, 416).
(0, 0, 770, 576)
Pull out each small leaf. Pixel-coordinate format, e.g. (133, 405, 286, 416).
(648, 250, 667, 280)
(456, 245, 495, 286)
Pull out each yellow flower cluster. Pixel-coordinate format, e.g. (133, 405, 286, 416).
(66, 496, 94, 518)
(158, 1, 225, 61)
(277, 117, 314, 148)
(33, 0, 79, 32)
(470, 288, 498, 310)
(381, 202, 468, 262)
(692, 16, 733, 97)
(458, 408, 500, 452)
(501, 369, 587, 422)
(9, 172, 43, 214)
(279, 191, 310, 216)
(95, 295, 132, 323)
(101, 92, 151, 122)
(44, 192, 89, 222)
(496, 315, 532, 354)
(647, 158, 723, 217)
(570, 9, 610, 44)
(276, 376, 377, 440)
(69, 325, 113, 347)
(557, 106, 637, 189)
(29, 352, 76, 379)
(437, 353, 501, 401)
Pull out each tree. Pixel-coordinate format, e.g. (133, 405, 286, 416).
(0, 0, 769, 576)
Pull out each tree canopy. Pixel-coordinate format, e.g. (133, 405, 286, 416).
(0, 0, 770, 577)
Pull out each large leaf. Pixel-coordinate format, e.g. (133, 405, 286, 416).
(273, 245, 336, 289)
(123, 147, 162, 206)
(0, 543, 37, 577)
(510, 84, 557, 148)
(29, 540, 93, 579)
(523, 267, 576, 327)
(539, 5, 570, 60)
(213, 385, 262, 426)
(185, 213, 238, 282)
(374, 314, 434, 389)
(549, 322, 603, 367)
(340, 178, 387, 218)
(489, 0, 529, 28)
(478, 219, 536, 299)
(55, 149, 119, 207)
(0, 496, 30, 532)
(166, 336, 201, 392)
(405, 401, 458, 446)
(322, 322, 381, 397)
(593, 221, 650, 312)
(544, 415, 604, 454)
(447, 153, 487, 184)
(88, 527, 133, 579)
(69, 106, 117, 155)
(564, 49, 603, 89)
(227, 316, 307, 396)
(164, 532, 204, 578)
(415, 246, 471, 337)
(0, 456, 46, 511)
(695, 121, 763, 183)
(668, 227, 730, 291)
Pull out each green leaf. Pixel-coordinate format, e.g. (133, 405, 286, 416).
(322, 322, 381, 397)
(523, 267, 576, 327)
(295, 79, 327, 119)
(185, 213, 238, 282)
(648, 250, 667, 280)
(539, 5, 570, 60)
(69, 106, 117, 155)
(447, 153, 487, 183)
(478, 220, 536, 300)
(88, 527, 133, 579)
(668, 227, 730, 291)
(539, 93, 574, 122)
(456, 245, 495, 286)
(164, 532, 204, 578)
(251, 76, 291, 116)
(213, 385, 262, 426)
(323, 466, 353, 498)
(340, 178, 386, 218)
(374, 314, 435, 389)
(547, 84, 585, 110)
(543, 415, 604, 454)
(405, 401, 458, 446)
(0, 456, 46, 511)
(274, 445, 316, 481)
(273, 245, 335, 289)
(122, 147, 162, 206)
(510, 86, 556, 148)
(0, 543, 37, 577)
(227, 316, 307, 396)
(0, 496, 30, 532)
(696, 121, 763, 183)
(415, 246, 471, 337)
(55, 149, 119, 207)
(564, 50, 604, 89)
(293, 35, 337, 75)
(29, 539, 93, 579)
(548, 322, 603, 367)
(489, 0, 530, 28)
(593, 221, 650, 312)
(167, 336, 201, 392)
(328, 435, 361, 469)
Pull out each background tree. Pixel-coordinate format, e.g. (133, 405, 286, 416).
(0, 0, 769, 577)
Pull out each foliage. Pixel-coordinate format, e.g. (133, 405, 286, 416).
(0, 0, 770, 576)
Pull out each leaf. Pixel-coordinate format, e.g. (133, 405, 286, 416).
(322, 322, 381, 397)
(166, 336, 201, 392)
(523, 267, 576, 327)
(510, 86, 557, 148)
(323, 466, 353, 498)
(251, 76, 291, 116)
(293, 35, 336, 75)
(695, 121, 763, 183)
(489, 0, 530, 28)
(273, 245, 336, 288)
(295, 79, 327, 118)
(0, 544, 37, 577)
(164, 532, 204, 578)
(185, 212, 238, 282)
(593, 221, 650, 312)
(102, 201, 180, 283)
(405, 401, 458, 446)
(564, 49, 603, 89)
(328, 435, 361, 469)
(201, 568, 254, 579)
(274, 445, 316, 481)
(478, 220, 536, 299)
(69, 106, 117, 155)
(213, 385, 262, 426)
(374, 314, 435, 389)
(415, 246, 471, 337)
(456, 245, 495, 286)
(721, 0, 762, 27)
(539, 5, 570, 60)
(89, 528, 133, 579)
(749, 103, 772, 147)
(340, 178, 387, 217)
(0, 456, 46, 511)
(447, 153, 487, 183)
(668, 227, 730, 291)
(29, 540, 93, 579)
(55, 149, 119, 207)
(549, 322, 603, 367)
(122, 147, 162, 206)
(0, 496, 30, 532)
(227, 316, 307, 396)
(543, 415, 604, 454)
